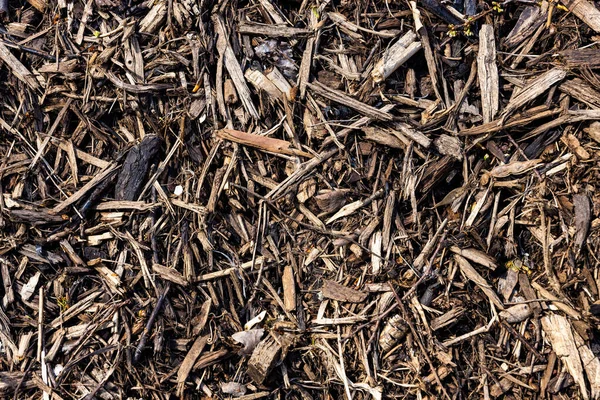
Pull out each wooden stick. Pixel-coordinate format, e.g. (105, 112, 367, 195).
(371, 31, 421, 84)
(213, 14, 259, 119)
(307, 81, 393, 121)
(238, 22, 312, 37)
(501, 68, 566, 121)
(298, 9, 318, 99)
(477, 25, 499, 123)
(37, 287, 43, 362)
(561, 0, 600, 33)
(216, 129, 313, 158)
(0, 43, 41, 91)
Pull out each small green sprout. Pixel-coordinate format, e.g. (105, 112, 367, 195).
(447, 24, 458, 37)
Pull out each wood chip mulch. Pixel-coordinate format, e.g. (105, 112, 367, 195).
(1, 0, 600, 398)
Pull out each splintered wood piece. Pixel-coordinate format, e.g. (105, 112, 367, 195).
(454, 254, 504, 310)
(115, 135, 162, 201)
(325, 189, 383, 224)
(449, 246, 497, 270)
(266, 67, 294, 101)
(297, 9, 318, 99)
(371, 231, 382, 275)
(382, 191, 395, 250)
(487, 159, 542, 178)
(328, 11, 396, 38)
(561, 0, 600, 33)
(321, 280, 367, 303)
(477, 24, 499, 123)
(216, 129, 312, 158)
(49, 291, 101, 329)
(560, 78, 600, 109)
(213, 14, 259, 119)
(541, 314, 589, 400)
(245, 69, 283, 101)
(501, 68, 566, 120)
(59, 240, 84, 266)
(459, 106, 560, 135)
(52, 163, 118, 213)
(560, 48, 600, 68)
(413, 218, 447, 269)
(282, 265, 296, 312)
(362, 127, 405, 149)
(431, 307, 465, 331)
(392, 122, 431, 148)
(152, 264, 188, 286)
(379, 314, 409, 353)
(573, 194, 591, 255)
(105, 71, 174, 93)
(0, 262, 14, 307)
(504, 3, 547, 48)
(26, 0, 46, 11)
(226, 77, 240, 106)
(573, 330, 600, 399)
(176, 335, 208, 396)
(8, 209, 65, 225)
(94, 265, 124, 295)
(371, 30, 422, 84)
(238, 21, 312, 37)
(139, 1, 167, 33)
(411, 1, 442, 102)
(307, 81, 393, 121)
(0, 43, 42, 91)
(247, 335, 284, 384)
(125, 37, 144, 83)
(531, 282, 582, 319)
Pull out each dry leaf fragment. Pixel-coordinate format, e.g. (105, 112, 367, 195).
(232, 329, 264, 355)
(562, 134, 590, 160)
(584, 121, 600, 143)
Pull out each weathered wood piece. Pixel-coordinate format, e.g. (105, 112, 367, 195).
(213, 14, 259, 119)
(371, 30, 422, 84)
(477, 24, 499, 123)
(307, 81, 393, 121)
(561, 0, 600, 33)
(115, 135, 162, 201)
(247, 334, 292, 384)
(0, 43, 42, 91)
(321, 280, 367, 303)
